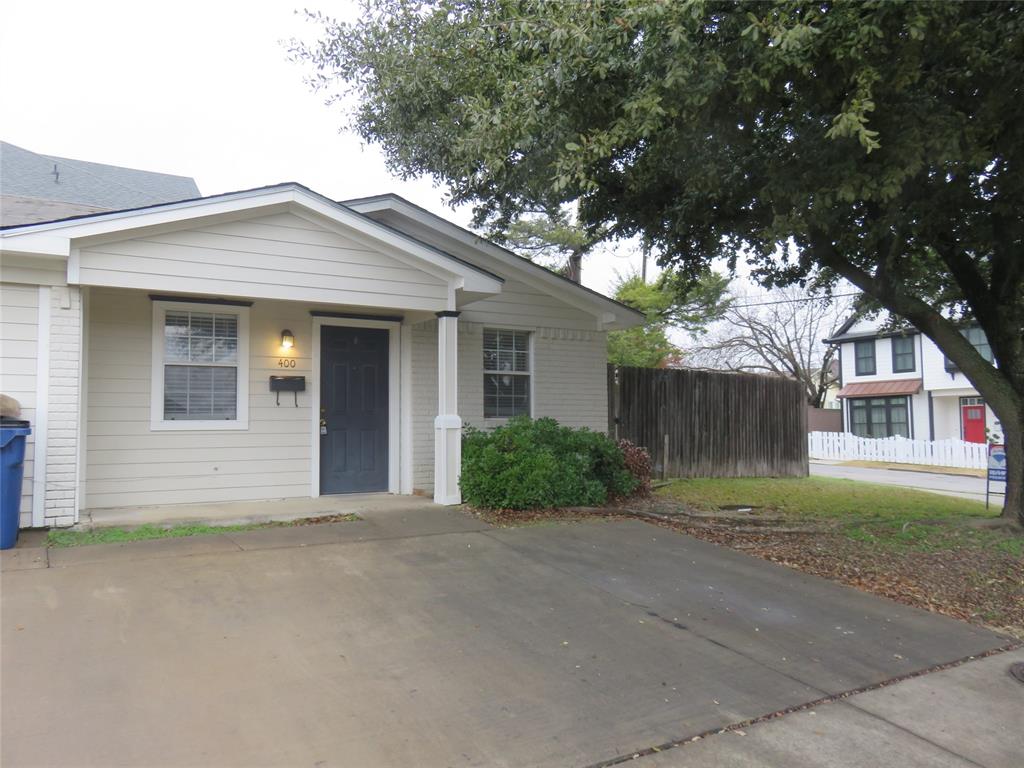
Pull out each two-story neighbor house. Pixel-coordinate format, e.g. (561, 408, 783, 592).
(0, 146, 643, 531)
(826, 312, 1000, 444)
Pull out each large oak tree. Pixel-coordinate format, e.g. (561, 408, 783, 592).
(295, 0, 1024, 523)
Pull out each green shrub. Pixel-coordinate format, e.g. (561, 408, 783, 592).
(460, 417, 637, 509)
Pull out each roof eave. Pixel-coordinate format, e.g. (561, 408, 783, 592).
(342, 193, 646, 329)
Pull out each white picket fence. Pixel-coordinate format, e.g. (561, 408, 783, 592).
(808, 431, 988, 469)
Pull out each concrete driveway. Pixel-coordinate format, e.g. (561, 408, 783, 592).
(1, 507, 1013, 767)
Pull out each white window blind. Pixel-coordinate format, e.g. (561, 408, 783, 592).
(163, 310, 239, 420)
(483, 328, 531, 418)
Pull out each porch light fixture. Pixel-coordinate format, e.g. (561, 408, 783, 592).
(280, 329, 295, 350)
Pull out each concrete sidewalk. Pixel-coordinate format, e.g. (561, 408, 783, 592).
(633, 648, 1024, 768)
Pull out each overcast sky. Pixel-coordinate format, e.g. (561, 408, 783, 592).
(0, 0, 646, 295)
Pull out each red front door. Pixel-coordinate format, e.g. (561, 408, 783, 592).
(961, 403, 986, 443)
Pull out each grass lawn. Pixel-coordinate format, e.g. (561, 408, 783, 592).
(650, 477, 1023, 636)
(47, 514, 360, 548)
(658, 476, 1022, 555)
(659, 476, 992, 521)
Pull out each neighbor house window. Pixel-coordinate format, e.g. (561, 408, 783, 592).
(849, 396, 909, 438)
(854, 340, 876, 375)
(944, 326, 993, 372)
(483, 328, 531, 418)
(891, 336, 915, 373)
(151, 301, 249, 430)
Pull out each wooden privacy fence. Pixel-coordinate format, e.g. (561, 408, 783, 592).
(608, 365, 808, 478)
(808, 431, 988, 469)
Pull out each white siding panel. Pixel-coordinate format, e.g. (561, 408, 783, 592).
(460, 278, 596, 330)
(77, 212, 448, 312)
(0, 255, 66, 286)
(85, 288, 315, 509)
(0, 283, 38, 525)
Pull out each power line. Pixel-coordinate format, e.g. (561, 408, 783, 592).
(725, 292, 860, 310)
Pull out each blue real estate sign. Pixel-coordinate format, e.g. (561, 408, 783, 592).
(988, 444, 1007, 482)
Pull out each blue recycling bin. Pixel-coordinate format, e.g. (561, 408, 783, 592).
(1, 419, 32, 550)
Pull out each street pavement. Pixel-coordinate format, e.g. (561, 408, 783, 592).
(810, 460, 997, 503)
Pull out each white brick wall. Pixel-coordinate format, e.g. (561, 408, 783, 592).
(44, 286, 82, 526)
(409, 319, 608, 494)
(410, 321, 438, 492)
(532, 328, 608, 430)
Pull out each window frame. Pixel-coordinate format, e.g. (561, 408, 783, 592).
(944, 326, 993, 372)
(848, 396, 910, 439)
(890, 335, 916, 373)
(150, 300, 250, 431)
(854, 339, 876, 376)
(482, 327, 533, 421)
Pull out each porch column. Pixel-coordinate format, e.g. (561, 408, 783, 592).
(434, 311, 462, 504)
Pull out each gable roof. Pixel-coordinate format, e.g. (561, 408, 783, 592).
(1, 182, 643, 328)
(0, 182, 503, 294)
(824, 307, 922, 345)
(342, 193, 645, 328)
(0, 141, 200, 217)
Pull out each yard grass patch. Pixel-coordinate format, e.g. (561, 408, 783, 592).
(47, 514, 361, 548)
(844, 520, 1024, 558)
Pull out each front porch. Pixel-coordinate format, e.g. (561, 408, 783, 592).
(930, 390, 999, 443)
(81, 286, 467, 524)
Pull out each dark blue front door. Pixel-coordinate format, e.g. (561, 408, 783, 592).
(319, 326, 388, 494)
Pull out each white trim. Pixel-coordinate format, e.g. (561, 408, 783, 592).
(481, 327, 534, 421)
(149, 300, 250, 431)
(434, 314, 462, 505)
(400, 323, 414, 495)
(68, 247, 81, 284)
(311, 316, 402, 497)
(75, 287, 89, 522)
(30, 286, 50, 528)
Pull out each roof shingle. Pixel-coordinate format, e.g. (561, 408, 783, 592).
(1, 141, 200, 226)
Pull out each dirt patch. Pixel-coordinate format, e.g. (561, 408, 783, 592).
(289, 513, 361, 526)
(461, 505, 629, 528)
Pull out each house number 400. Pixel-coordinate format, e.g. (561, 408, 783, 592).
(277, 358, 296, 368)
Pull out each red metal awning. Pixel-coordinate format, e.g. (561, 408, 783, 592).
(836, 379, 922, 398)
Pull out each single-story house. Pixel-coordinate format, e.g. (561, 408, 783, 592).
(825, 311, 1000, 443)
(0, 182, 643, 529)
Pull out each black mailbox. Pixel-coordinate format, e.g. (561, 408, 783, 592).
(269, 376, 305, 407)
(269, 376, 306, 392)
